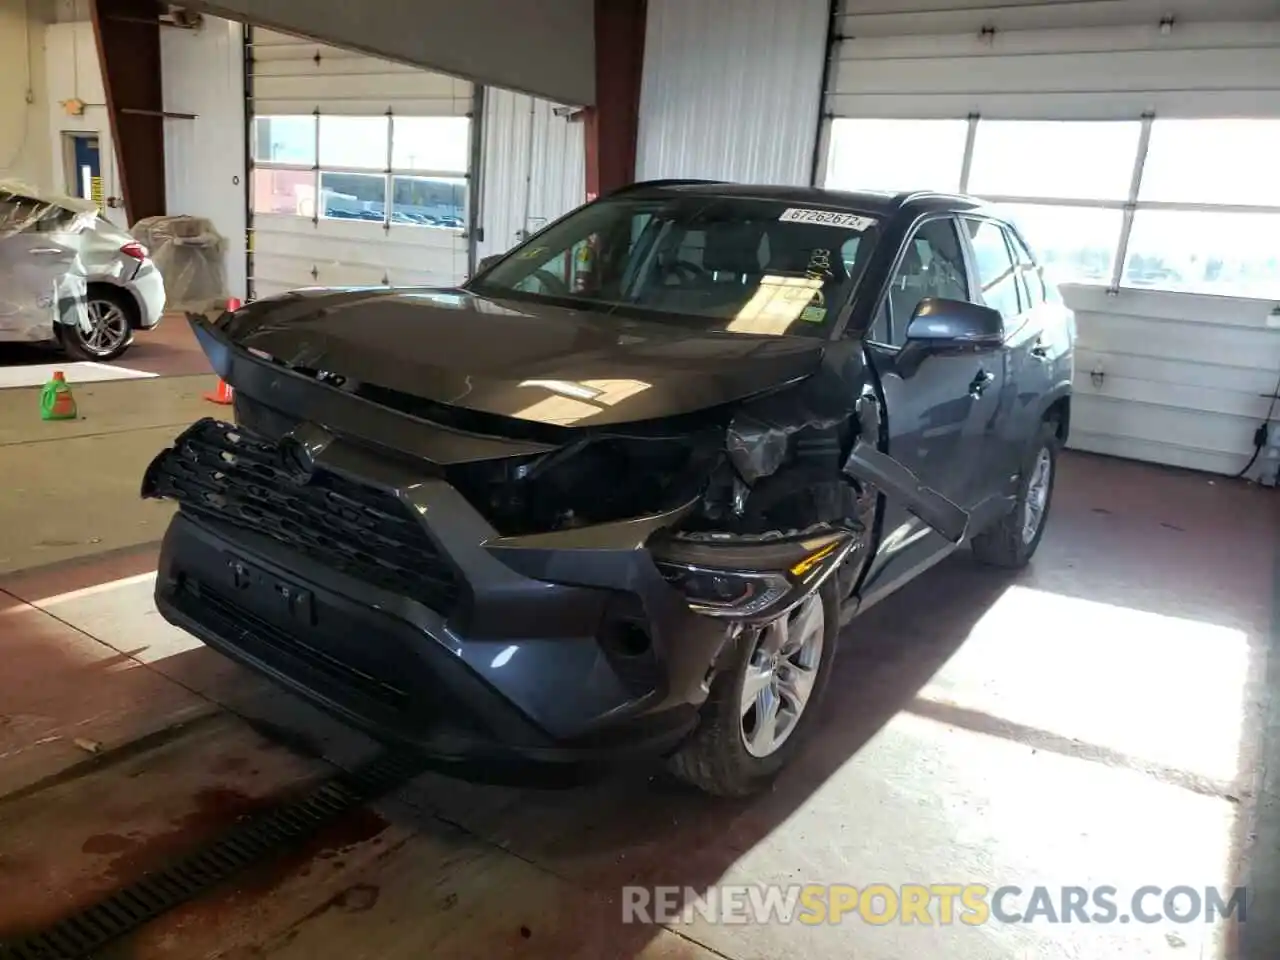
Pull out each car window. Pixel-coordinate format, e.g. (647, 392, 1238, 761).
(1005, 227, 1046, 306)
(965, 218, 1022, 322)
(879, 217, 969, 346)
(472, 194, 882, 339)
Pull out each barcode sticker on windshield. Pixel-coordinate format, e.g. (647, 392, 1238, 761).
(779, 208, 877, 231)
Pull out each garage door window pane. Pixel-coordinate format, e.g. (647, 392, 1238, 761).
(392, 117, 469, 173)
(391, 175, 466, 228)
(1139, 119, 1280, 207)
(825, 119, 967, 193)
(320, 171, 386, 221)
(1123, 209, 1280, 299)
(253, 115, 315, 165)
(968, 121, 1140, 201)
(252, 168, 315, 216)
(998, 203, 1122, 286)
(319, 116, 389, 170)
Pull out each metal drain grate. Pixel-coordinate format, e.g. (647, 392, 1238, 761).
(0, 751, 423, 960)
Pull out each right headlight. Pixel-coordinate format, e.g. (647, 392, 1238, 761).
(651, 529, 856, 623)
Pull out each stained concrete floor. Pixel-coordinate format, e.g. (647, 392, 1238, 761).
(0, 348, 1276, 959)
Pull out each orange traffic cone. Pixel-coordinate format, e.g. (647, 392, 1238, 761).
(204, 297, 243, 405)
(205, 379, 234, 405)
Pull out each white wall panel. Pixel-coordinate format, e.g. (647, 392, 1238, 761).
(637, 0, 828, 185)
(830, 17, 1280, 120)
(840, 0, 1280, 37)
(1, 0, 52, 187)
(42, 22, 123, 226)
(162, 17, 248, 300)
(1062, 285, 1280, 476)
(250, 28, 471, 116)
(251, 213, 466, 291)
(477, 87, 585, 259)
(248, 27, 470, 296)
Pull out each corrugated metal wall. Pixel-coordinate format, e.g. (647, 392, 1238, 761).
(477, 88, 585, 259)
(636, 0, 829, 185)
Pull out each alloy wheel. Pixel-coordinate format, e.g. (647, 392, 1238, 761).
(80, 299, 130, 358)
(1021, 447, 1053, 544)
(740, 592, 825, 759)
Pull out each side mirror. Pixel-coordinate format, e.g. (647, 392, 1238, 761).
(904, 297, 1003, 349)
(474, 254, 502, 275)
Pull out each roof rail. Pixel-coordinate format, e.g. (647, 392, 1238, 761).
(605, 178, 728, 196)
(893, 189, 972, 205)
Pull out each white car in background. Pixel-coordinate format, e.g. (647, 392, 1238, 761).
(0, 183, 166, 361)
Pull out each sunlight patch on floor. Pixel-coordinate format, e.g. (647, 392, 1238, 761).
(919, 585, 1251, 786)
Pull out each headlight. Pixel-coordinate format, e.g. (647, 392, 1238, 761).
(654, 564, 791, 618)
(651, 529, 856, 622)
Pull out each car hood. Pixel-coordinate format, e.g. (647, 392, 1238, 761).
(215, 288, 825, 428)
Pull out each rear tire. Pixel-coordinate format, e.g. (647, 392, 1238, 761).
(667, 579, 840, 797)
(62, 286, 136, 361)
(970, 422, 1058, 569)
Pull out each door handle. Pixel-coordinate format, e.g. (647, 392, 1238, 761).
(969, 370, 995, 397)
(29, 248, 64, 255)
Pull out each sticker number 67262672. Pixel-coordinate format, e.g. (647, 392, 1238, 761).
(779, 208, 877, 231)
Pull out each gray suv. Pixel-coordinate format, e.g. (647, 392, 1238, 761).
(144, 181, 1073, 796)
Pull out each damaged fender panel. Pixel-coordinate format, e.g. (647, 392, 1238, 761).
(843, 440, 969, 545)
(724, 366, 853, 485)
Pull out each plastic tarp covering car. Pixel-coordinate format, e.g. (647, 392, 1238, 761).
(0, 181, 91, 344)
(132, 215, 227, 313)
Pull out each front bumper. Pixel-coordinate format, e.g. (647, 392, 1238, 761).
(128, 260, 166, 328)
(148, 423, 732, 764)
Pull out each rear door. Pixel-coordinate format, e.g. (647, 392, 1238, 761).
(857, 214, 1004, 602)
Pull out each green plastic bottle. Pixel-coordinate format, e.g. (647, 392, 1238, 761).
(40, 371, 78, 421)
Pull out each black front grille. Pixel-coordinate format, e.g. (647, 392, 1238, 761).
(181, 579, 412, 709)
(147, 419, 461, 613)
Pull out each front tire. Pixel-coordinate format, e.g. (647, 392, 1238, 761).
(62, 286, 136, 361)
(667, 579, 840, 797)
(970, 422, 1058, 569)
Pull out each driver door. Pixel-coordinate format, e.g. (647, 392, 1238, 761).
(857, 215, 1006, 604)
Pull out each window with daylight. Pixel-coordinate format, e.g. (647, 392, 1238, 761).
(824, 113, 1280, 300)
(251, 112, 469, 230)
(1123, 209, 1280, 300)
(392, 117, 470, 174)
(998, 203, 1123, 287)
(252, 115, 315, 165)
(825, 119, 968, 194)
(318, 116, 389, 170)
(967, 120, 1141, 202)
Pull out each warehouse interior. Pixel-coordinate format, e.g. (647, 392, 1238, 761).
(0, 0, 1278, 957)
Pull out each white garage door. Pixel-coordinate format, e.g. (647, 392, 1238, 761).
(247, 27, 473, 298)
(820, 0, 1280, 477)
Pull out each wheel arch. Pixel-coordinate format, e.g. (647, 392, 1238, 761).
(85, 278, 144, 328)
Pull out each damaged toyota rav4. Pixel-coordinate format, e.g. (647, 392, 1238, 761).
(143, 182, 1073, 796)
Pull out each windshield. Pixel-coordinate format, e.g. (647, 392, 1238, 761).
(468, 193, 881, 338)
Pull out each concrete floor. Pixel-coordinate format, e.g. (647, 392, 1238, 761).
(0, 344, 1275, 959)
